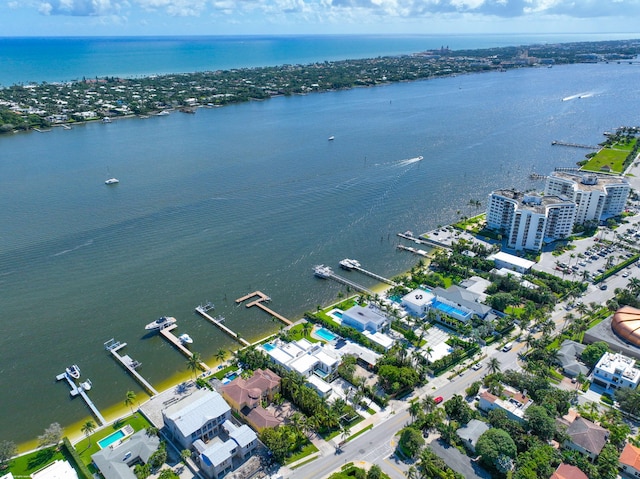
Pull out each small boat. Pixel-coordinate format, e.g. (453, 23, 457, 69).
(66, 364, 81, 379)
(328, 136, 335, 141)
(102, 117, 112, 123)
(178, 333, 193, 345)
(105, 178, 119, 185)
(80, 379, 92, 391)
(145, 316, 177, 331)
(156, 111, 170, 116)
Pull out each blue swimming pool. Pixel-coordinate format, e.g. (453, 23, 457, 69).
(98, 429, 125, 449)
(316, 328, 337, 341)
(263, 343, 276, 351)
(432, 300, 468, 318)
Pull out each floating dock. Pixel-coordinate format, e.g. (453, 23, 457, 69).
(339, 259, 397, 287)
(159, 324, 209, 371)
(104, 339, 158, 396)
(194, 306, 251, 347)
(313, 265, 373, 295)
(236, 291, 292, 326)
(55, 371, 106, 425)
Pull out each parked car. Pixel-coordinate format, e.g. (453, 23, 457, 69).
(434, 396, 444, 404)
(472, 363, 483, 371)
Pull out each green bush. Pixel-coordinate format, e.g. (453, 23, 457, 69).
(62, 437, 92, 479)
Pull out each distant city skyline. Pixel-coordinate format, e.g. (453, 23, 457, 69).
(2, 0, 640, 37)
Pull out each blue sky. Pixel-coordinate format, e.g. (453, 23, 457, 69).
(2, 0, 640, 37)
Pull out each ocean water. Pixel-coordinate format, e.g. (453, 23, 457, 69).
(2, 36, 640, 444)
(1, 33, 639, 86)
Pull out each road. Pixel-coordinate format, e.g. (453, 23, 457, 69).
(285, 340, 523, 479)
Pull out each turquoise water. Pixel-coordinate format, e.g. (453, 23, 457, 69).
(315, 328, 337, 342)
(3, 60, 640, 443)
(98, 429, 125, 449)
(263, 343, 276, 352)
(2, 34, 638, 86)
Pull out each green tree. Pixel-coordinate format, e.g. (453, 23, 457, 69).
(81, 420, 96, 445)
(581, 341, 608, 367)
(0, 440, 17, 467)
(524, 405, 556, 441)
(596, 443, 621, 479)
(134, 463, 151, 479)
(475, 428, 517, 471)
(367, 464, 383, 479)
(186, 352, 204, 378)
(214, 348, 227, 362)
(444, 394, 474, 425)
(615, 387, 640, 416)
(487, 357, 502, 375)
(398, 427, 425, 458)
(465, 381, 481, 398)
(124, 390, 137, 414)
(157, 469, 179, 479)
(180, 449, 191, 464)
(148, 443, 167, 470)
(38, 422, 63, 448)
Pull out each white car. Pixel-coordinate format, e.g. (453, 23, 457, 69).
(472, 363, 483, 371)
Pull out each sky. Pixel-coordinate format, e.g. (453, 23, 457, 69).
(2, 0, 640, 37)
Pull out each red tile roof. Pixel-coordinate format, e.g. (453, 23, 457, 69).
(550, 463, 588, 479)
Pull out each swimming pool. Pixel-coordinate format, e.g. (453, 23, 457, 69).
(316, 328, 337, 342)
(432, 300, 468, 318)
(263, 343, 276, 351)
(98, 429, 125, 449)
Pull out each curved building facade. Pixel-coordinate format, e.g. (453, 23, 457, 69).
(612, 306, 640, 348)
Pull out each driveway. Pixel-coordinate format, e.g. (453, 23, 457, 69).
(428, 440, 492, 479)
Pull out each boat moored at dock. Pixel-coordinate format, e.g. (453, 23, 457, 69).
(314, 265, 333, 278)
(145, 316, 177, 331)
(66, 364, 81, 379)
(339, 258, 361, 270)
(178, 333, 193, 344)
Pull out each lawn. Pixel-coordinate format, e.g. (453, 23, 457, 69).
(582, 145, 632, 173)
(4, 446, 66, 477)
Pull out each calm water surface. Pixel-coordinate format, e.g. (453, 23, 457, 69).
(2, 61, 640, 443)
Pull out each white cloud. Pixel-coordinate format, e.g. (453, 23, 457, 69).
(29, 0, 640, 21)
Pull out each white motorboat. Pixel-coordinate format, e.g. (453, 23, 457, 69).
(178, 333, 193, 345)
(105, 178, 119, 185)
(66, 364, 81, 379)
(80, 379, 92, 391)
(328, 136, 335, 141)
(145, 316, 177, 330)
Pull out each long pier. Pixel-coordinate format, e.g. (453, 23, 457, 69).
(194, 306, 251, 347)
(552, 140, 599, 149)
(236, 291, 292, 326)
(397, 232, 450, 250)
(341, 260, 397, 287)
(159, 324, 209, 371)
(56, 371, 106, 426)
(314, 266, 373, 295)
(105, 339, 158, 396)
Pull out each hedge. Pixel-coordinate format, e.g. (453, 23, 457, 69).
(62, 437, 92, 479)
(592, 254, 640, 283)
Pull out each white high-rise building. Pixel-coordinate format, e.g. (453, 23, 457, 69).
(486, 189, 576, 251)
(544, 172, 629, 224)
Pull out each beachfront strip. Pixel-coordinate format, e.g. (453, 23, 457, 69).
(7, 131, 640, 479)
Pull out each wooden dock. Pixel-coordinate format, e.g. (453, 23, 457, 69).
(344, 261, 397, 287)
(194, 306, 251, 347)
(159, 324, 209, 371)
(397, 232, 450, 250)
(105, 339, 158, 396)
(396, 244, 429, 257)
(552, 140, 598, 149)
(55, 371, 106, 425)
(237, 291, 292, 326)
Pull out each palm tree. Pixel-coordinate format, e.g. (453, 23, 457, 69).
(81, 420, 96, 445)
(576, 302, 589, 318)
(421, 395, 436, 414)
(409, 401, 422, 423)
(186, 352, 204, 378)
(124, 390, 137, 415)
(487, 357, 502, 375)
(302, 321, 313, 338)
(628, 277, 640, 295)
(214, 348, 227, 363)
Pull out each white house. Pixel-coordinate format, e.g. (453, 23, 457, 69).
(163, 389, 232, 449)
(401, 289, 435, 316)
(592, 352, 640, 390)
(341, 305, 388, 333)
(488, 251, 536, 274)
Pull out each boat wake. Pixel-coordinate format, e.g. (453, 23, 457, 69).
(52, 239, 94, 257)
(562, 92, 594, 101)
(397, 155, 424, 167)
